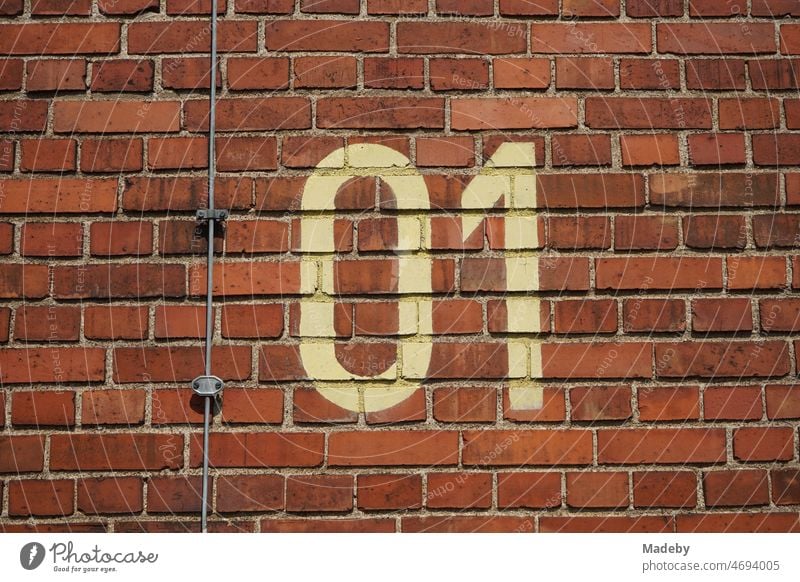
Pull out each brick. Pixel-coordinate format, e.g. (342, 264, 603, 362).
(216, 475, 284, 513)
(11, 391, 75, 427)
(190, 433, 324, 468)
(753, 0, 800, 16)
(266, 20, 389, 52)
(184, 98, 311, 131)
(538, 174, 645, 208)
(500, 0, 559, 15)
(497, 472, 561, 509)
(84, 306, 148, 340)
(615, 215, 679, 250)
(620, 134, 680, 167)
(281, 136, 344, 168)
(20, 223, 82, 257)
(0, 348, 104, 384)
(782, 25, 800, 54)
(563, 0, 620, 17)
(687, 59, 746, 90)
(234, 0, 293, 13)
(656, 341, 789, 379)
(54, 264, 185, 299)
(148, 476, 204, 513)
(766, 385, 800, 419)
(734, 427, 794, 461)
(634, 471, 696, 508)
(113, 346, 251, 382)
(427, 472, 492, 509)
(761, 299, 800, 332)
(462, 430, 592, 466)
(677, 513, 800, 533)
(620, 58, 680, 89)
(753, 134, 800, 165)
(318, 97, 444, 129)
(532, 23, 650, 54)
(20, 138, 76, 172)
(227, 219, 289, 253)
(28, 59, 86, 92)
(547, 216, 611, 249)
(451, 97, 577, 130)
(81, 138, 143, 173)
(364, 57, 424, 89)
(749, 58, 800, 90)
(0, 265, 49, 299)
(504, 387, 566, 423)
(221, 304, 284, 339)
(358, 474, 422, 510)
(221, 389, 283, 424)
(567, 472, 628, 509)
(624, 299, 686, 333)
(596, 257, 723, 290)
(586, 97, 712, 129)
(14, 306, 80, 342)
(570, 386, 631, 421)
(0, 23, 120, 55)
(541, 342, 652, 379)
(293, 388, 358, 424)
(124, 176, 251, 212)
(0, 101, 48, 131)
(154, 305, 209, 339)
(659, 24, 776, 54)
(556, 57, 614, 90)
(493, 58, 550, 89)
(688, 133, 746, 166)
(398, 22, 526, 54)
(720, 98, 781, 130)
(90, 221, 153, 256)
(433, 387, 496, 423)
(551, 134, 612, 167)
(651, 173, 779, 208)
(683, 215, 747, 250)
(163, 57, 221, 89)
(598, 428, 726, 464)
(50, 434, 183, 471)
(638, 387, 700, 421)
(9, 480, 73, 517)
(754, 215, 800, 248)
(166, 0, 227, 14)
(190, 261, 311, 297)
(704, 386, 762, 421)
(689, 0, 746, 16)
(692, 298, 752, 333)
(402, 516, 533, 533)
(554, 299, 617, 334)
(99, 0, 158, 14)
(430, 58, 489, 91)
(772, 469, 800, 505)
(286, 475, 353, 512)
(416, 137, 474, 167)
(0, 178, 117, 214)
(128, 21, 257, 54)
(82, 389, 146, 426)
(329, 431, 459, 466)
(727, 256, 787, 290)
(0, 59, 22, 90)
(77, 478, 143, 515)
(260, 518, 394, 533)
(0, 436, 45, 473)
(54, 101, 181, 134)
(704, 470, 769, 507)
(91, 59, 153, 92)
(294, 56, 356, 89)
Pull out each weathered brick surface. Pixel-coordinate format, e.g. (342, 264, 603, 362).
(0, 2, 797, 534)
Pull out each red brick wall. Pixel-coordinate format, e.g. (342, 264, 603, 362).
(1, 0, 799, 533)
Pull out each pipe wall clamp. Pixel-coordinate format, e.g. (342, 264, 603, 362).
(192, 375, 224, 398)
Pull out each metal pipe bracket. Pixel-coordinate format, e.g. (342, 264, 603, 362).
(192, 375, 224, 398)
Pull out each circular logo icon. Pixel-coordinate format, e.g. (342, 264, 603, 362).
(20, 542, 45, 570)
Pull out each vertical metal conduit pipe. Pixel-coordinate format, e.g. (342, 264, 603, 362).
(191, 0, 226, 534)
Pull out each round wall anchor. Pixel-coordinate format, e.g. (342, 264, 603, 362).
(192, 375, 224, 397)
